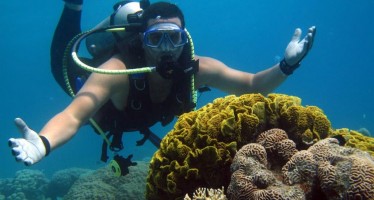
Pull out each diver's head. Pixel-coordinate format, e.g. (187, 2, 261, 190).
(141, 2, 187, 65)
(141, 2, 185, 30)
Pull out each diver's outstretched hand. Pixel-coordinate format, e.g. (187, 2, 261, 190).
(280, 26, 317, 75)
(8, 118, 47, 166)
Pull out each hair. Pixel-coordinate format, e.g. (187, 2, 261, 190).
(141, 2, 185, 30)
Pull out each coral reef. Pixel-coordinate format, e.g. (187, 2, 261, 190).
(227, 130, 305, 200)
(2, 94, 372, 200)
(0, 169, 49, 200)
(255, 128, 298, 167)
(184, 187, 227, 200)
(64, 179, 117, 200)
(64, 161, 149, 200)
(46, 168, 93, 199)
(0, 161, 149, 200)
(146, 93, 333, 199)
(228, 129, 374, 200)
(283, 138, 374, 199)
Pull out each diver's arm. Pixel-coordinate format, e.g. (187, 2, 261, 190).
(195, 56, 286, 95)
(9, 56, 128, 165)
(38, 103, 96, 150)
(7, 82, 106, 165)
(41, 55, 128, 149)
(195, 26, 316, 96)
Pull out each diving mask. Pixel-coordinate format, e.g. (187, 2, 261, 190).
(143, 23, 188, 48)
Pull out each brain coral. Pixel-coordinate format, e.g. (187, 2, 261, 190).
(227, 129, 374, 200)
(227, 129, 305, 200)
(256, 128, 298, 167)
(146, 93, 334, 199)
(282, 138, 374, 199)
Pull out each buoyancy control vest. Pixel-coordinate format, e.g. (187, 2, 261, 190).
(92, 43, 199, 162)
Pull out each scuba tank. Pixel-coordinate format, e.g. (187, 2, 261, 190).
(85, 1, 143, 58)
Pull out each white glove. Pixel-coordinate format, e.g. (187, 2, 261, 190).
(8, 118, 49, 166)
(280, 26, 316, 75)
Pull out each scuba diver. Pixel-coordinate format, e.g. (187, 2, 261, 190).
(8, 0, 316, 176)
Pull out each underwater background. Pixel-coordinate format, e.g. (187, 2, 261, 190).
(0, 0, 373, 185)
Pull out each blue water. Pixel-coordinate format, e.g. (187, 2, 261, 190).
(1, 0, 373, 179)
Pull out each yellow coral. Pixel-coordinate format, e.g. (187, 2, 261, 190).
(330, 128, 374, 156)
(280, 104, 333, 148)
(301, 129, 315, 145)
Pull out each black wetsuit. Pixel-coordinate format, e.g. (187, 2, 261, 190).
(51, 6, 84, 95)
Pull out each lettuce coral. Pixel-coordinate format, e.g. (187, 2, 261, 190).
(146, 93, 334, 200)
(330, 128, 374, 156)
